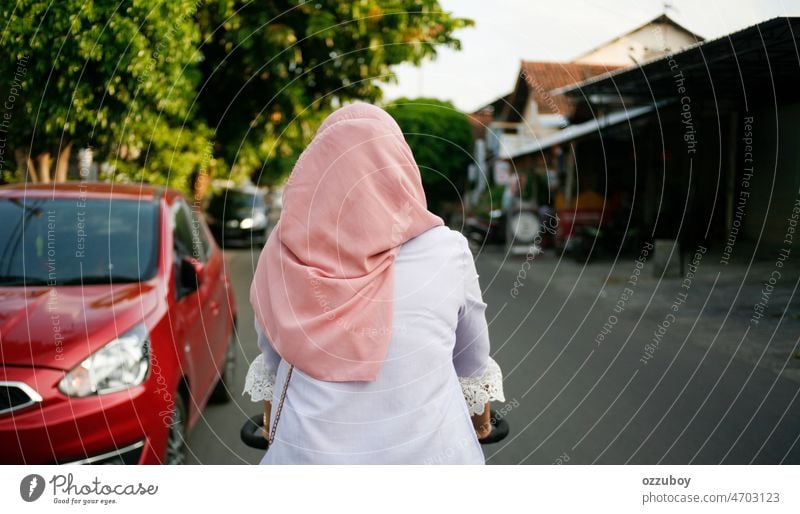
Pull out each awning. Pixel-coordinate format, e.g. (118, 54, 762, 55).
(551, 17, 800, 101)
(501, 103, 660, 160)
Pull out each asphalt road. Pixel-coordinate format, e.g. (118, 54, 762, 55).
(187, 243, 800, 464)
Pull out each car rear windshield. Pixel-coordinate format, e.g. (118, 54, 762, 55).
(0, 196, 159, 286)
(207, 189, 265, 217)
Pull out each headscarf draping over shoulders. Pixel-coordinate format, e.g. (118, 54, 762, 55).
(249, 103, 444, 382)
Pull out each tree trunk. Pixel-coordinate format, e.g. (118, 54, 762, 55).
(54, 142, 73, 182)
(35, 152, 52, 183)
(14, 147, 38, 183)
(192, 159, 215, 205)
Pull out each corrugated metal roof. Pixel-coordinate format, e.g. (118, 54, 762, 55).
(502, 102, 665, 159)
(552, 17, 800, 100)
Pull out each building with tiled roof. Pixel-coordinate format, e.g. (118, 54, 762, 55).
(467, 14, 706, 247)
(573, 14, 703, 66)
(502, 61, 620, 129)
(481, 14, 701, 143)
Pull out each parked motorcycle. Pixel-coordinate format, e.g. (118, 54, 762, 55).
(239, 410, 510, 450)
(569, 221, 643, 262)
(506, 209, 542, 251)
(464, 209, 505, 252)
(465, 205, 542, 254)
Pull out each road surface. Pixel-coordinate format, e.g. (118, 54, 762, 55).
(187, 243, 800, 464)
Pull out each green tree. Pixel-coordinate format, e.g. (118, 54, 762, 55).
(0, 0, 212, 191)
(385, 97, 473, 216)
(196, 0, 471, 185)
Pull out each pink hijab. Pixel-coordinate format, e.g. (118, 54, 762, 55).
(250, 103, 444, 382)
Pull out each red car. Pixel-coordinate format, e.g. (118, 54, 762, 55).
(0, 183, 237, 464)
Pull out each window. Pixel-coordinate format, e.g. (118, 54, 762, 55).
(173, 200, 212, 300)
(0, 197, 159, 286)
(173, 201, 195, 259)
(189, 207, 211, 261)
(172, 200, 210, 261)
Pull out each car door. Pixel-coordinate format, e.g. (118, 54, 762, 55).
(171, 200, 217, 406)
(187, 206, 230, 386)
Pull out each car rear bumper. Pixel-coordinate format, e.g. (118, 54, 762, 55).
(210, 224, 268, 246)
(0, 366, 169, 464)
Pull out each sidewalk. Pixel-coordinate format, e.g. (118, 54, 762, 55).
(492, 246, 800, 384)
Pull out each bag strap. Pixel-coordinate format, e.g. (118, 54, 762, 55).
(268, 364, 294, 446)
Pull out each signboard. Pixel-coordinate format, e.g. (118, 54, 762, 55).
(493, 160, 512, 185)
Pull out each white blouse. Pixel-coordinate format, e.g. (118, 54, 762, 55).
(243, 225, 505, 464)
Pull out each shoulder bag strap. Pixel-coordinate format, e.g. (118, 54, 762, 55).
(268, 364, 294, 447)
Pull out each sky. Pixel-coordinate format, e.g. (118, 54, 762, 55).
(381, 0, 800, 112)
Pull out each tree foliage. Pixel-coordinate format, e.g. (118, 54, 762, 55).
(196, 0, 471, 184)
(0, 0, 215, 191)
(0, 1, 470, 192)
(385, 97, 473, 215)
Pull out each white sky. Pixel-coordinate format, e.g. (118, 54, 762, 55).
(381, 0, 800, 112)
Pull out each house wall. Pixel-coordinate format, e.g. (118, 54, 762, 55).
(743, 102, 800, 247)
(520, 99, 564, 139)
(574, 21, 699, 66)
(635, 101, 800, 254)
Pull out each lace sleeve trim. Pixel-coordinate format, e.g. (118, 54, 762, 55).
(242, 353, 277, 402)
(458, 356, 505, 416)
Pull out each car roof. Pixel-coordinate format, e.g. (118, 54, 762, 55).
(0, 182, 183, 204)
(210, 185, 264, 196)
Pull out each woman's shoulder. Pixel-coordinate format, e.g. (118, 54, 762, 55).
(401, 225, 470, 257)
(395, 226, 472, 295)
